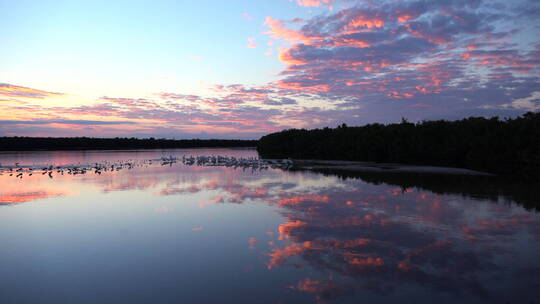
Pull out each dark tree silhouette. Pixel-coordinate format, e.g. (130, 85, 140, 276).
(0, 137, 257, 151)
(257, 112, 540, 178)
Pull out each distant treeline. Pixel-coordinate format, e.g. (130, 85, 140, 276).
(0, 137, 257, 151)
(257, 112, 540, 177)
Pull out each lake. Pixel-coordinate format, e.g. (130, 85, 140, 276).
(1, 148, 539, 303)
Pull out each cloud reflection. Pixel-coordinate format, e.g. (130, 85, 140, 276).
(2, 156, 539, 302)
(0, 190, 64, 205)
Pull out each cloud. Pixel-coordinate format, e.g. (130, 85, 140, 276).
(504, 91, 540, 111)
(0, 83, 64, 99)
(261, 0, 540, 123)
(263, 16, 316, 44)
(3, 0, 540, 138)
(247, 37, 257, 49)
(0, 119, 136, 125)
(296, 0, 335, 7)
(0, 84, 301, 138)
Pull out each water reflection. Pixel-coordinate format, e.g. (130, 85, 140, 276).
(0, 172, 70, 205)
(0, 149, 539, 303)
(0, 190, 65, 205)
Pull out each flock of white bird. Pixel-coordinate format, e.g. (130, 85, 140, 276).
(181, 155, 293, 170)
(0, 155, 293, 179)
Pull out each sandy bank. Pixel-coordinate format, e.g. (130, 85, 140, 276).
(291, 159, 495, 176)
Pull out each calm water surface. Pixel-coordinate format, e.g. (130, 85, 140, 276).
(1, 148, 539, 303)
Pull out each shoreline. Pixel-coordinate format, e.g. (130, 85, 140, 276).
(290, 159, 495, 176)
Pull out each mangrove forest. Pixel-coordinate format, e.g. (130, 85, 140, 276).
(257, 112, 540, 177)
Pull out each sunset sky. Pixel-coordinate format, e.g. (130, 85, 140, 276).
(1, 0, 539, 139)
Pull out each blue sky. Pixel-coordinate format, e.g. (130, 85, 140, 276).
(1, 0, 539, 138)
(1, 0, 303, 94)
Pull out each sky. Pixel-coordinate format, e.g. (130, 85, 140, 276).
(1, 0, 539, 139)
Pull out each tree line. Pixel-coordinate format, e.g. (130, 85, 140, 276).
(257, 112, 540, 177)
(0, 137, 257, 151)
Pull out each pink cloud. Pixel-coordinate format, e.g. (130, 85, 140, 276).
(3, 1, 540, 138)
(0, 83, 64, 99)
(264, 16, 317, 44)
(296, 0, 334, 7)
(247, 37, 257, 48)
(345, 15, 385, 30)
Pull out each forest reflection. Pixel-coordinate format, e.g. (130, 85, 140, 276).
(1, 162, 539, 303)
